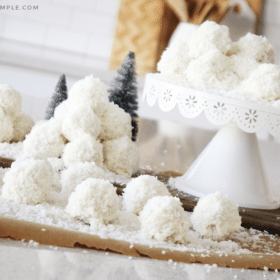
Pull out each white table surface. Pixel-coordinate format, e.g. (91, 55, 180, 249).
(1, 238, 280, 280)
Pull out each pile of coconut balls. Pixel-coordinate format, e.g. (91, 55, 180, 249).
(0, 75, 138, 203)
(23, 75, 139, 175)
(0, 85, 34, 143)
(158, 21, 280, 106)
(0, 75, 241, 244)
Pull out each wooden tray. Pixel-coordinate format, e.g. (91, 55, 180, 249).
(1, 157, 280, 235)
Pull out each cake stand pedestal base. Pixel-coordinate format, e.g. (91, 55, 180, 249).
(175, 121, 280, 209)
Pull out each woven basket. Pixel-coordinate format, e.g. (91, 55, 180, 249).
(110, 0, 179, 75)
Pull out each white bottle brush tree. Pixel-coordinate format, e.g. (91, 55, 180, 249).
(108, 51, 138, 141)
(45, 74, 68, 120)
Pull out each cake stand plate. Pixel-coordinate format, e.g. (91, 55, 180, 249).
(143, 73, 280, 209)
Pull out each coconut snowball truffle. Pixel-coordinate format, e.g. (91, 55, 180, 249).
(53, 99, 72, 125)
(2, 158, 54, 204)
(240, 64, 280, 102)
(157, 41, 191, 79)
(62, 134, 103, 168)
(0, 84, 22, 117)
(62, 105, 101, 141)
(68, 75, 109, 117)
(0, 107, 14, 143)
(61, 161, 106, 196)
(188, 21, 233, 59)
(99, 102, 132, 141)
(185, 49, 239, 89)
(191, 192, 241, 240)
(65, 178, 119, 225)
(140, 196, 191, 243)
(237, 33, 275, 64)
(229, 54, 259, 81)
(12, 112, 34, 142)
(23, 119, 66, 158)
(103, 135, 139, 176)
(122, 175, 171, 215)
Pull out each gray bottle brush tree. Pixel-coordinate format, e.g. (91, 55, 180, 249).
(45, 74, 68, 120)
(108, 51, 138, 141)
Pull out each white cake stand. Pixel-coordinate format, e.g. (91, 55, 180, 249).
(142, 73, 280, 209)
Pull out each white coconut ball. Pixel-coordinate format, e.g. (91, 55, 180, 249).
(237, 33, 275, 63)
(23, 119, 66, 158)
(140, 196, 191, 243)
(61, 161, 106, 196)
(65, 178, 119, 225)
(2, 158, 54, 204)
(103, 135, 139, 176)
(68, 75, 109, 117)
(122, 175, 171, 215)
(62, 134, 103, 168)
(0, 142, 23, 159)
(12, 112, 34, 142)
(157, 41, 191, 79)
(0, 167, 8, 188)
(185, 49, 239, 89)
(188, 21, 233, 59)
(53, 99, 72, 126)
(62, 105, 101, 141)
(241, 64, 280, 102)
(191, 192, 241, 240)
(15, 150, 48, 162)
(0, 107, 14, 143)
(229, 54, 259, 80)
(99, 102, 132, 141)
(0, 85, 21, 117)
(47, 157, 65, 172)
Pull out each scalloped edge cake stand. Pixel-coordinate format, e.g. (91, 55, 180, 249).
(142, 73, 280, 209)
